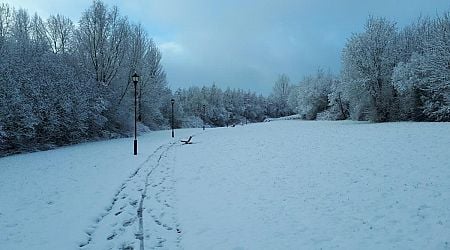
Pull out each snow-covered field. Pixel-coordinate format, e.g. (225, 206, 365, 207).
(1, 121, 450, 249)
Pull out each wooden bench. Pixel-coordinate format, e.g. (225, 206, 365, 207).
(181, 136, 193, 144)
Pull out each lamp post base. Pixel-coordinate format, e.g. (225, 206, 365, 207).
(134, 139, 138, 155)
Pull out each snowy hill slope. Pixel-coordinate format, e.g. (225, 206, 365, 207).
(1, 121, 450, 249)
(0, 128, 197, 250)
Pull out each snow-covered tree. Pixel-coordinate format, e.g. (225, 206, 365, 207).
(342, 17, 398, 122)
(269, 73, 293, 117)
(393, 16, 450, 121)
(418, 15, 450, 121)
(327, 79, 350, 120)
(291, 69, 333, 120)
(174, 85, 268, 127)
(391, 54, 424, 120)
(391, 13, 450, 121)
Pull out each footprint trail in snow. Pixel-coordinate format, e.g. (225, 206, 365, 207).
(78, 142, 182, 250)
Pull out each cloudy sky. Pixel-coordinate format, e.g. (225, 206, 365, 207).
(5, 0, 450, 94)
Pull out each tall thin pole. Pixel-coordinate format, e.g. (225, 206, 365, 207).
(245, 98, 248, 125)
(132, 72, 139, 156)
(171, 100, 175, 138)
(203, 104, 206, 130)
(245, 110, 248, 125)
(134, 80, 138, 155)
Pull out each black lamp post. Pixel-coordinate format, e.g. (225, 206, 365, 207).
(245, 97, 248, 125)
(171, 99, 175, 138)
(132, 72, 139, 155)
(202, 104, 206, 130)
(245, 110, 248, 125)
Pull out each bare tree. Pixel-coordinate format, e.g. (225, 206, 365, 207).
(117, 23, 148, 106)
(47, 14, 74, 54)
(0, 3, 13, 53)
(270, 73, 292, 117)
(11, 8, 30, 51)
(77, 1, 129, 86)
(30, 13, 50, 53)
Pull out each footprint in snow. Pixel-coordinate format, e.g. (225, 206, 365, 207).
(123, 218, 134, 227)
(129, 200, 138, 207)
(107, 232, 116, 240)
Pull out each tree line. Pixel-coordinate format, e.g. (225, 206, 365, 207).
(0, 1, 282, 156)
(172, 85, 273, 128)
(2, 1, 449, 156)
(0, 1, 174, 155)
(286, 14, 450, 122)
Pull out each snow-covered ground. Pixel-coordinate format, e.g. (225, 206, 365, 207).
(1, 121, 450, 249)
(0, 128, 197, 250)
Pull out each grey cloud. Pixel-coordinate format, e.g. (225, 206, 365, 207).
(8, 0, 450, 94)
(132, 0, 448, 94)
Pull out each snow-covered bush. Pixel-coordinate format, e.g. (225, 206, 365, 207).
(391, 14, 450, 122)
(181, 116, 204, 128)
(291, 69, 333, 120)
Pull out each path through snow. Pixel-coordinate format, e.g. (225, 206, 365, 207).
(78, 142, 181, 249)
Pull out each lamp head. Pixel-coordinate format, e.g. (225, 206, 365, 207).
(132, 72, 139, 83)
